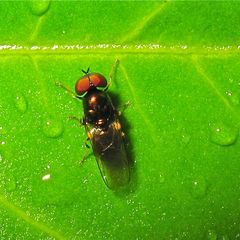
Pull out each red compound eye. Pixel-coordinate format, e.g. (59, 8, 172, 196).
(75, 76, 91, 95)
(75, 73, 107, 96)
(90, 73, 107, 88)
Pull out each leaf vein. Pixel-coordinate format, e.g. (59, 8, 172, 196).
(120, 1, 170, 43)
(0, 194, 66, 240)
(30, 15, 46, 42)
(31, 56, 50, 110)
(0, 44, 240, 55)
(192, 56, 239, 117)
(120, 63, 160, 146)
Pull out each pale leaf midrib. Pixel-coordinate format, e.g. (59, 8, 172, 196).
(0, 44, 239, 56)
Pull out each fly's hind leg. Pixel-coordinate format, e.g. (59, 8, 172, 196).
(85, 137, 91, 149)
(80, 137, 92, 165)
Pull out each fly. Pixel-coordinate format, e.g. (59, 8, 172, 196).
(56, 61, 130, 190)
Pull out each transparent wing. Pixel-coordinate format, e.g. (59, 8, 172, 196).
(86, 120, 130, 190)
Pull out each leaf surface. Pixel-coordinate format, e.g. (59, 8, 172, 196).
(0, 1, 240, 239)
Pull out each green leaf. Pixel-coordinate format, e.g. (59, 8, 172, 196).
(0, 1, 240, 239)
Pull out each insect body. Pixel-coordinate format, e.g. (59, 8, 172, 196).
(74, 68, 129, 189)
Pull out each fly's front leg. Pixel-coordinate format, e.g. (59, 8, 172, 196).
(104, 59, 120, 92)
(55, 81, 82, 100)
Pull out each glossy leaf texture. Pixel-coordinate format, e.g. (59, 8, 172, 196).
(0, 1, 240, 239)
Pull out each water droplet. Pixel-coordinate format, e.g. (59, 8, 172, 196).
(210, 123, 238, 146)
(206, 230, 217, 240)
(182, 133, 191, 144)
(4, 174, 16, 192)
(159, 173, 165, 183)
(0, 143, 7, 155)
(0, 125, 6, 135)
(14, 93, 28, 114)
(226, 90, 239, 106)
(218, 235, 230, 240)
(29, 0, 51, 16)
(42, 118, 64, 138)
(42, 173, 51, 181)
(0, 129, 7, 150)
(191, 176, 207, 198)
(0, 149, 4, 163)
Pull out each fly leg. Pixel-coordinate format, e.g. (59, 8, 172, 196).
(104, 59, 120, 92)
(68, 117, 91, 165)
(68, 116, 85, 127)
(84, 137, 91, 148)
(80, 137, 92, 165)
(68, 116, 81, 122)
(55, 81, 82, 100)
(117, 101, 131, 116)
(56, 81, 84, 126)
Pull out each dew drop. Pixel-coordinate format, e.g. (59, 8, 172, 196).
(182, 133, 191, 144)
(0, 126, 7, 151)
(226, 90, 239, 106)
(0, 125, 6, 135)
(206, 230, 217, 240)
(0, 150, 4, 163)
(210, 123, 238, 146)
(0, 141, 7, 154)
(42, 118, 64, 138)
(29, 0, 51, 16)
(159, 173, 165, 183)
(4, 174, 16, 192)
(191, 176, 207, 198)
(218, 235, 230, 240)
(42, 173, 51, 181)
(14, 93, 28, 114)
